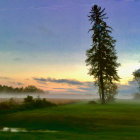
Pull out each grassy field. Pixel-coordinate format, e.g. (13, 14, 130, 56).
(0, 100, 140, 139)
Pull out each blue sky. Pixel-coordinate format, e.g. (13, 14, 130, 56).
(0, 0, 139, 97)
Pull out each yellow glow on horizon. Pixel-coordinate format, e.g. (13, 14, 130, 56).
(118, 62, 140, 84)
(0, 61, 139, 89)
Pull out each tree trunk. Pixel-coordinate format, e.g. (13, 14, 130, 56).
(98, 42, 105, 104)
(100, 71, 105, 104)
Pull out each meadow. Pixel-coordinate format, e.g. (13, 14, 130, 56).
(0, 100, 140, 140)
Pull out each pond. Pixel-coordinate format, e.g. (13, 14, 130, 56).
(0, 127, 58, 133)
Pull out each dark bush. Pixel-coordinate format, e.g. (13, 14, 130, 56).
(0, 102, 11, 110)
(0, 96, 56, 113)
(133, 93, 140, 100)
(0, 98, 21, 113)
(24, 95, 34, 103)
(89, 100, 97, 104)
(23, 96, 56, 109)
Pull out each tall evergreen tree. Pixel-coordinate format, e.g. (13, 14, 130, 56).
(86, 5, 120, 104)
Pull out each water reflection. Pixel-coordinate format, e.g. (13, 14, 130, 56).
(0, 127, 57, 133)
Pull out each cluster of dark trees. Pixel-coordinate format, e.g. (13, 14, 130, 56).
(0, 85, 44, 93)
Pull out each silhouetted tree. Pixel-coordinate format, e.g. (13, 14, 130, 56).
(133, 69, 140, 92)
(86, 5, 120, 104)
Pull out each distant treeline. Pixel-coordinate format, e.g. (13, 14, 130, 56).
(0, 85, 44, 93)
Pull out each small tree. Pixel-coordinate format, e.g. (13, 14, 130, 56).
(133, 69, 140, 92)
(86, 5, 120, 104)
(104, 82, 118, 102)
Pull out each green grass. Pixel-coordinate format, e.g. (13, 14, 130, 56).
(0, 101, 140, 139)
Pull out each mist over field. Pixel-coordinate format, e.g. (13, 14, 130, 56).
(0, 92, 93, 100)
(0, 92, 133, 101)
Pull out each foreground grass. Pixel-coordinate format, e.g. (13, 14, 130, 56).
(0, 131, 140, 140)
(0, 101, 140, 139)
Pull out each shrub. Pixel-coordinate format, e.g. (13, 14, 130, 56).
(133, 92, 140, 100)
(89, 100, 97, 104)
(23, 96, 56, 109)
(0, 96, 56, 113)
(0, 98, 20, 113)
(24, 95, 34, 103)
(0, 102, 11, 110)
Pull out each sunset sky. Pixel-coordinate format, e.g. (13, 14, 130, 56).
(0, 0, 140, 96)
